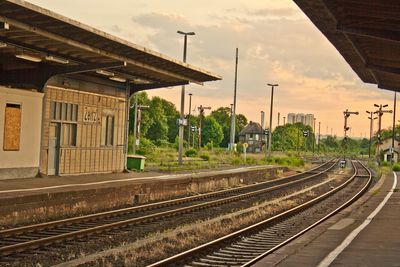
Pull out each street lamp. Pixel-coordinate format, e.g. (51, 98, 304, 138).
(177, 30, 195, 165)
(366, 111, 378, 159)
(267, 83, 278, 157)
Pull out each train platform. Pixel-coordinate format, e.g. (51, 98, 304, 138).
(254, 171, 400, 267)
(0, 164, 288, 227)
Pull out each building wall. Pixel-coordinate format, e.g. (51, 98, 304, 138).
(287, 113, 295, 124)
(40, 85, 126, 176)
(0, 86, 44, 179)
(305, 114, 315, 128)
(295, 113, 305, 124)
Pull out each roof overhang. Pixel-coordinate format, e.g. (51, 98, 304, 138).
(0, 0, 221, 94)
(294, 0, 400, 91)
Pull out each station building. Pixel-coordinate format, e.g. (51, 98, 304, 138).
(0, 0, 221, 179)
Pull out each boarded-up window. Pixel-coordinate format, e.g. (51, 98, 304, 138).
(3, 103, 21, 151)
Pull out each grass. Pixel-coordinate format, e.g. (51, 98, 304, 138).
(141, 147, 307, 172)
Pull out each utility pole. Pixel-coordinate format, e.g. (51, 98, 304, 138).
(132, 93, 138, 154)
(318, 121, 321, 153)
(367, 111, 378, 159)
(392, 92, 397, 163)
(132, 100, 149, 154)
(267, 83, 278, 157)
(260, 111, 265, 129)
(277, 112, 280, 127)
(230, 48, 239, 152)
(374, 103, 392, 163)
(283, 116, 286, 125)
(188, 93, 193, 148)
(313, 118, 316, 154)
(343, 109, 359, 160)
(177, 30, 195, 165)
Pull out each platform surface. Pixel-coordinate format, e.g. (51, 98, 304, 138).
(0, 165, 284, 198)
(254, 172, 400, 267)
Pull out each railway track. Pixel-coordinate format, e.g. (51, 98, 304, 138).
(0, 159, 337, 261)
(148, 160, 371, 267)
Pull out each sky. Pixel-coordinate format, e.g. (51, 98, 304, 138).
(28, 0, 397, 138)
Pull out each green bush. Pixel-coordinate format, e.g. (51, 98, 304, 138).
(381, 161, 389, 167)
(200, 153, 210, 161)
(185, 148, 198, 157)
(136, 138, 156, 155)
(393, 163, 400, 172)
(236, 143, 244, 153)
(231, 157, 243, 165)
(204, 141, 214, 151)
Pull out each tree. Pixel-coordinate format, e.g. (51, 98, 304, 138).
(210, 107, 248, 148)
(271, 122, 313, 151)
(201, 116, 224, 147)
(210, 107, 231, 147)
(146, 96, 169, 145)
(159, 98, 179, 143)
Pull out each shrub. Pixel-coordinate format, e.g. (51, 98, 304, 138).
(231, 157, 243, 165)
(185, 148, 198, 157)
(393, 163, 400, 172)
(156, 139, 171, 148)
(200, 153, 210, 161)
(381, 161, 389, 167)
(204, 141, 214, 151)
(236, 143, 244, 153)
(136, 138, 156, 155)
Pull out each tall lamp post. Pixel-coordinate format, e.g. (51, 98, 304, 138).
(366, 111, 378, 159)
(177, 30, 195, 165)
(374, 103, 392, 163)
(267, 83, 278, 157)
(187, 93, 193, 148)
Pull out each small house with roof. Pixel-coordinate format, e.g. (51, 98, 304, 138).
(379, 137, 400, 163)
(238, 121, 264, 153)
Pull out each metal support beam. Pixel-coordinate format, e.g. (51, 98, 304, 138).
(337, 24, 400, 42)
(367, 63, 400, 75)
(0, 15, 204, 84)
(130, 81, 188, 94)
(0, 62, 126, 90)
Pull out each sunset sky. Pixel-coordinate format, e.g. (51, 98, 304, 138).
(28, 0, 397, 137)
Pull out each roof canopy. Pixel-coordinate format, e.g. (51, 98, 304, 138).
(294, 0, 400, 91)
(0, 0, 221, 92)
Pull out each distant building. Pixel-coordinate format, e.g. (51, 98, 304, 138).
(379, 137, 400, 163)
(238, 121, 264, 153)
(295, 113, 305, 124)
(287, 112, 315, 128)
(304, 114, 315, 128)
(287, 113, 296, 124)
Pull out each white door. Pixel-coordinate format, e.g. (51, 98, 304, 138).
(47, 123, 60, 175)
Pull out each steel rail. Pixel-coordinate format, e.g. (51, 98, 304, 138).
(147, 160, 371, 267)
(0, 160, 337, 256)
(0, 159, 336, 239)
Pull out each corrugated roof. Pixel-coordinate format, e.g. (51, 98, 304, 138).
(294, 0, 400, 91)
(0, 0, 221, 91)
